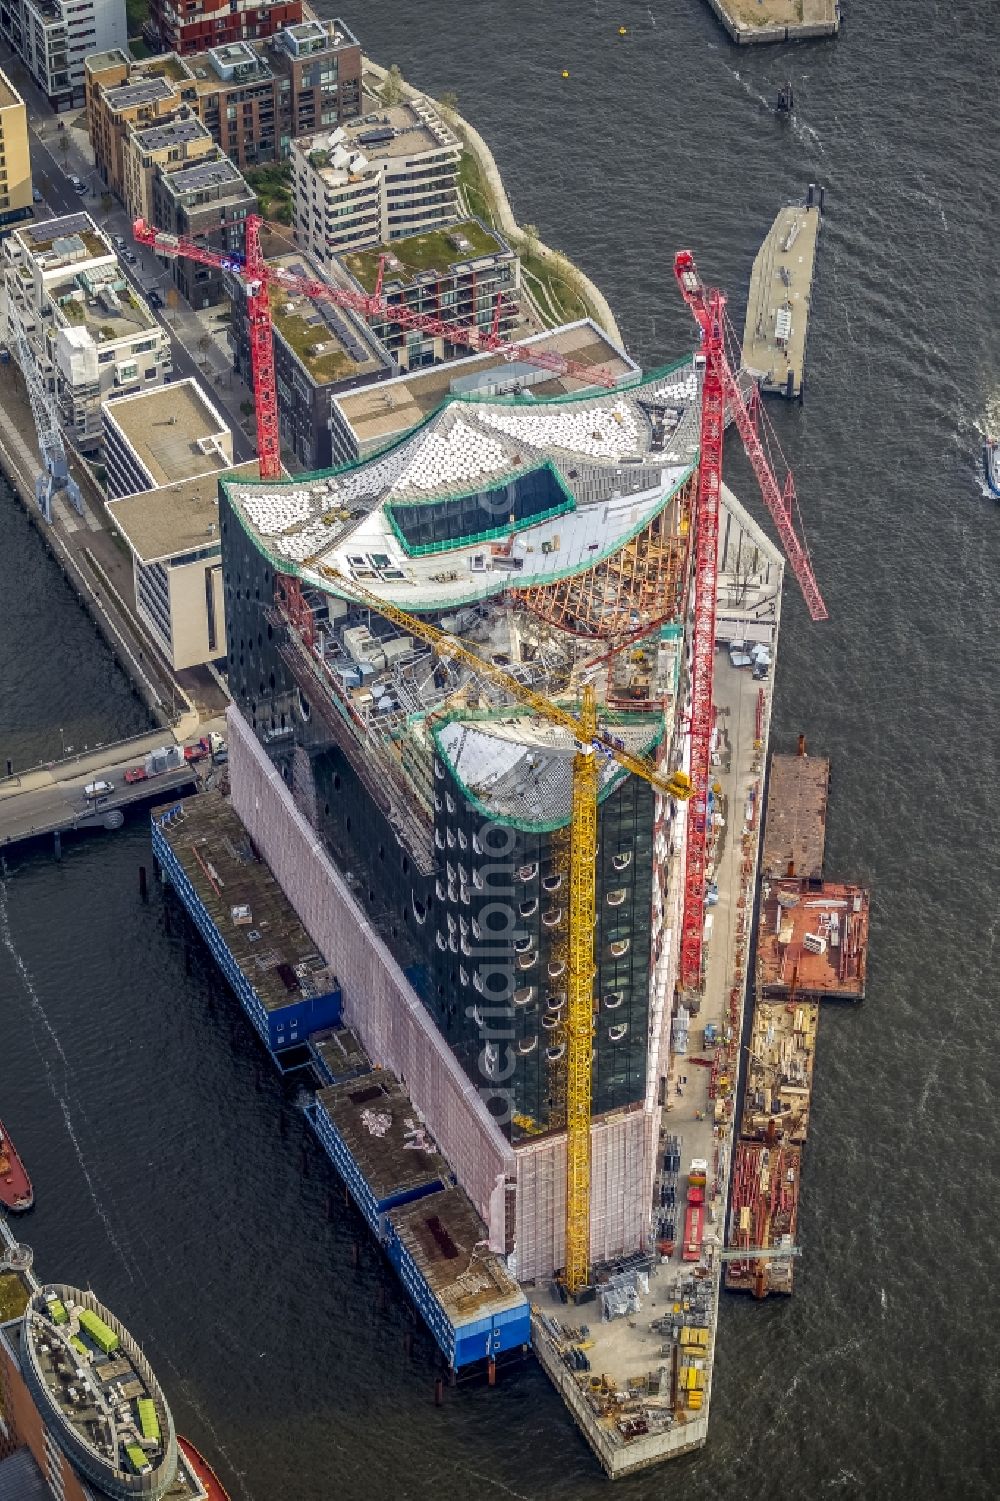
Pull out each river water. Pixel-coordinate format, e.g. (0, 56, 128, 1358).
(1, 3, 998, 1497)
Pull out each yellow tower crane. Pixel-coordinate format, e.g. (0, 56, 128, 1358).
(308, 564, 694, 1295)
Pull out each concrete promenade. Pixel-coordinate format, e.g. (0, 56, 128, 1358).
(742, 200, 822, 399)
(704, 0, 840, 46)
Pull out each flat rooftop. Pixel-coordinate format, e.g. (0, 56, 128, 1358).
(52, 267, 157, 343)
(317, 1073, 450, 1204)
(388, 1187, 524, 1325)
(15, 214, 110, 265)
(160, 155, 250, 198)
(104, 74, 176, 112)
(154, 791, 339, 1014)
(0, 65, 22, 111)
(270, 252, 386, 385)
(106, 460, 258, 564)
(334, 320, 637, 452)
(758, 878, 870, 1001)
(762, 752, 830, 881)
(343, 218, 512, 294)
(103, 379, 232, 489)
(300, 104, 456, 178)
(86, 48, 130, 74)
(131, 116, 210, 154)
(311, 1026, 371, 1085)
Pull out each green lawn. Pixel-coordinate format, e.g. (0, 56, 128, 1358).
(246, 163, 293, 225)
(273, 309, 358, 385)
(125, 0, 148, 37)
(0, 1272, 30, 1323)
(457, 149, 498, 228)
(343, 218, 503, 291)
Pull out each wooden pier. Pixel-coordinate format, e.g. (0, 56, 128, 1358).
(742, 192, 823, 400)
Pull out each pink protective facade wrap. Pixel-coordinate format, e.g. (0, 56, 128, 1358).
(227, 708, 516, 1234)
(515, 1108, 651, 1282)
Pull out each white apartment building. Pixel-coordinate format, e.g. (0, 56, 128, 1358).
(291, 98, 460, 271)
(103, 381, 255, 670)
(3, 211, 170, 453)
(0, 0, 127, 109)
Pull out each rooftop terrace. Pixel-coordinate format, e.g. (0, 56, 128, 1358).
(51, 267, 157, 343)
(153, 792, 339, 1014)
(103, 379, 232, 489)
(16, 214, 110, 266)
(269, 253, 386, 385)
(343, 219, 511, 294)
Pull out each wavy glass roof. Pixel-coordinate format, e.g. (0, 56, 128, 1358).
(222, 357, 702, 613)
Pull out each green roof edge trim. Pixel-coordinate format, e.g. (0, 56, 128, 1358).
(384, 457, 577, 557)
(427, 704, 665, 833)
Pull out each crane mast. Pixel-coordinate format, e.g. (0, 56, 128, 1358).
(308, 563, 692, 1294)
(673, 250, 827, 991)
(133, 213, 619, 487)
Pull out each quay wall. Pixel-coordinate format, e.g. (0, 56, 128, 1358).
(704, 0, 840, 45)
(362, 57, 624, 348)
(0, 398, 191, 736)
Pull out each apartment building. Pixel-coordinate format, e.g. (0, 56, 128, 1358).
(150, 148, 256, 305)
(2, 212, 170, 452)
(86, 18, 361, 186)
(121, 112, 215, 224)
(0, 66, 32, 229)
(228, 247, 391, 469)
(340, 218, 521, 372)
(102, 382, 260, 670)
(148, 0, 300, 57)
(0, 0, 126, 110)
(291, 100, 460, 268)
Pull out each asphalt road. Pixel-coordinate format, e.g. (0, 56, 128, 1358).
(25, 120, 257, 466)
(0, 753, 200, 847)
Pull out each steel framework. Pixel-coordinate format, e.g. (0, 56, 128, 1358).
(6, 299, 83, 522)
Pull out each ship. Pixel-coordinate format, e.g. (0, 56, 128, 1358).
(21, 1284, 177, 1497)
(0, 1116, 33, 1211)
(179, 1437, 231, 1501)
(983, 436, 1000, 498)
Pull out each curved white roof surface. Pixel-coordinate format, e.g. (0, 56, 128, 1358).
(222, 358, 702, 613)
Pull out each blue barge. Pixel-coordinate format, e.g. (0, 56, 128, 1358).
(152, 793, 529, 1374)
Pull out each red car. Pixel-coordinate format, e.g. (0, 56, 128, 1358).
(124, 767, 148, 784)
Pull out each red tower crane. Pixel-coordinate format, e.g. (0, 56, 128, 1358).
(673, 249, 827, 992)
(133, 214, 618, 481)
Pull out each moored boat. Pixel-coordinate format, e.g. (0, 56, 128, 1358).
(983, 436, 1000, 498)
(178, 1436, 231, 1501)
(0, 1116, 33, 1211)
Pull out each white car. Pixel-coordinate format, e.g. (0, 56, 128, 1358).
(83, 780, 114, 799)
(112, 234, 126, 250)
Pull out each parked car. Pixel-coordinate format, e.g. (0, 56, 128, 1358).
(122, 248, 138, 264)
(147, 290, 164, 309)
(32, 188, 42, 204)
(83, 780, 114, 799)
(69, 175, 86, 194)
(112, 234, 126, 250)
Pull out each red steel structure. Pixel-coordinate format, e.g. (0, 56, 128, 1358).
(673, 249, 827, 991)
(133, 214, 618, 481)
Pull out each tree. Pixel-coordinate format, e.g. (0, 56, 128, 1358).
(521, 223, 540, 261)
(380, 64, 405, 106)
(438, 90, 458, 117)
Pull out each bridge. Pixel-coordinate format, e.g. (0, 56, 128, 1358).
(0, 727, 222, 851)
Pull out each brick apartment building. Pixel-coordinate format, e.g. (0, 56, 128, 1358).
(148, 0, 301, 57)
